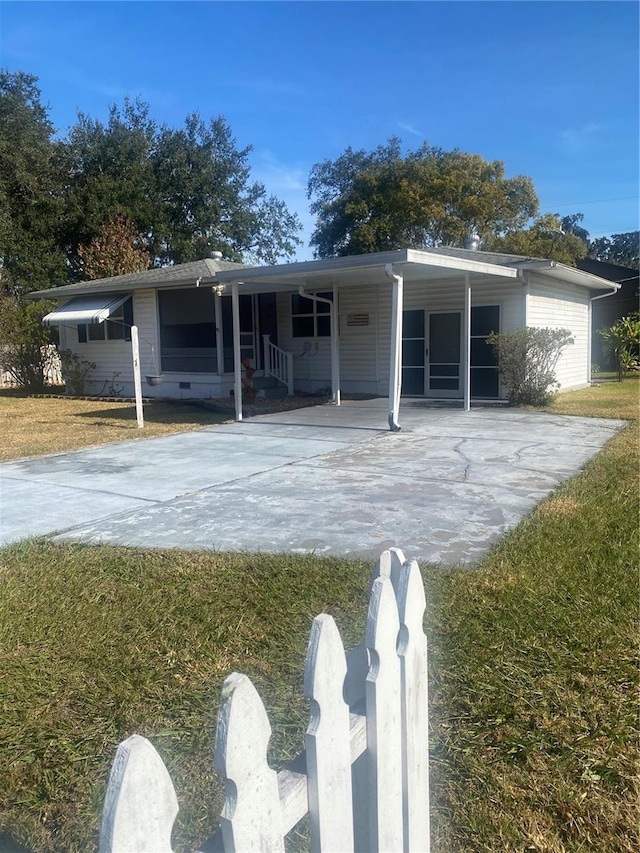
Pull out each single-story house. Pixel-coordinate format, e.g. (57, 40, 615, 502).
(575, 258, 639, 372)
(31, 247, 619, 430)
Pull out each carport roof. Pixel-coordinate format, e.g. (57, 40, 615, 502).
(214, 248, 520, 292)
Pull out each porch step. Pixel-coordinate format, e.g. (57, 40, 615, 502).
(251, 373, 288, 398)
(252, 375, 281, 390)
(256, 385, 288, 399)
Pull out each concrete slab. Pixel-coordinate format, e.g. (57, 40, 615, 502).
(0, 400, 625, 565)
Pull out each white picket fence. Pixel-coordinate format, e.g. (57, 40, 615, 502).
(99, 548, 430, 853)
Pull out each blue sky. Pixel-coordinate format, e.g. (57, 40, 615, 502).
(1, 0, 638, 260)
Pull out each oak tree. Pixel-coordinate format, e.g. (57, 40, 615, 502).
(307, 139, 539, 257)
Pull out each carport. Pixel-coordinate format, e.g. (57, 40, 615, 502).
(214, 249, 521, 429)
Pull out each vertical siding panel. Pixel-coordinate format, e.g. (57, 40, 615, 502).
(527, 275, 590, 389)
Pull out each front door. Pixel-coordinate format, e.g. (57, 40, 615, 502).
(427, 311, 462, 397)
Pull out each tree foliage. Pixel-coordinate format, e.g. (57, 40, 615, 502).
(589, 232, 639, 269)
(62, 99, 302, 272)
(486, 213, 588, 266)
(0, 71, 302, 294)
(0, 71, 67, 294)
(77, 214, 151, 280)
(307, 138, 539, 257)
(487, 326, 574, 406)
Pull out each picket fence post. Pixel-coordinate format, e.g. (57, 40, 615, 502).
(99, 734, 178, 853)
(366, 575, 404, 851)
(397, 559, 430, 852)
(213, 672, 285, 852)
(99, 548, 430, 853)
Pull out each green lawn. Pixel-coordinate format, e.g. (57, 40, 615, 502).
(0, 378, 637, 852)
(0, 392, 231, 461)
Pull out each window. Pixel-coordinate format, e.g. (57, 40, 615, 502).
(470, 305, 500, 398)
(291, 291, 332, 337)
(158, 288, 217, 373)
(78, 298, 133, 343)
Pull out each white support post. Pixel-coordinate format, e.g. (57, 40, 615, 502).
(131, 325, 144, 429)
(215, 290, 224, 375)
(464, 275, 471, 413)
(232, 281, 243, 422)
(588, 289, 619, 384)
(331, 282, 340, 405)
(385, 264, 403, 431)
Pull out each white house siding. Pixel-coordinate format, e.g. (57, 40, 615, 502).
(275, 276, 525, 398)
(275, 291, 335, 393)
(60, 289, 227, 399)
(527, 274, 590, 390)
(375, 276, 524, 397)
(58, 289, 155, 396)
(337, 284, 379, 394)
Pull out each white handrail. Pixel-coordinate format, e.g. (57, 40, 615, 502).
(263, 335, 294, 396)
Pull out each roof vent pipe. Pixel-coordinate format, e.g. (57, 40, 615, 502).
(209, 251, 223, 260)
(463, 232, 480, 251)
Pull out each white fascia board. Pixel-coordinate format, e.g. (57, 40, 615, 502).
(216, 248, 521, 285)
(215, 250, 411, 284)
(534, 264, 620, 292)
(30, 275, 213, 300)
(405, 249, 519, 278)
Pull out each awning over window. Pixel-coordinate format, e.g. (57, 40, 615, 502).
(42, 294, 130, 327)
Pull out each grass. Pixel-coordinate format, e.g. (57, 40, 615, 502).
(0, 392, 230, 461)
(427, 377, 638, 852)
(0, 377, 637, 852)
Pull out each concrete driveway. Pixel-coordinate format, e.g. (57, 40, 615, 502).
(0, 399, 625, 565)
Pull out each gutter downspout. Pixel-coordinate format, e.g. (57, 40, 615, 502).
(521, 270, 530, 326)
(588, 287, 619, 383)
(463, 274, 471, 412)
(385, 263, 403, 431)
(298, 286, 340, 405)
(231, 281, 243, 421)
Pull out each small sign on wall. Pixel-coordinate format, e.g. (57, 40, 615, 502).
(347, 313, 369, 327)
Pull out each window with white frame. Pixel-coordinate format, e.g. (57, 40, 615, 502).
(291, 291, 332, 337)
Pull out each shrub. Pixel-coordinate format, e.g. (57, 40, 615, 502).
(599, 312, 640, 382)
(58, 349, 96, 395)
(487, 326, 574, 407)
(0, 296, 58, 391)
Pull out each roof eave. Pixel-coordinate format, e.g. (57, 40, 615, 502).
(523, 260, 620, 292)
(216, 248, 519, 284)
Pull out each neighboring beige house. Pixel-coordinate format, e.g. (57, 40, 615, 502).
(31, 248, 618, 427)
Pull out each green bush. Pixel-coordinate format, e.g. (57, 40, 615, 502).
(487, 326, 574, 406)
(0, 297, 58, 392)
(599, 312, 640, 382)
(58, 349, 96, 395)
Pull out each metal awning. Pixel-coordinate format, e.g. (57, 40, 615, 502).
(42, 294, 130, 326)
